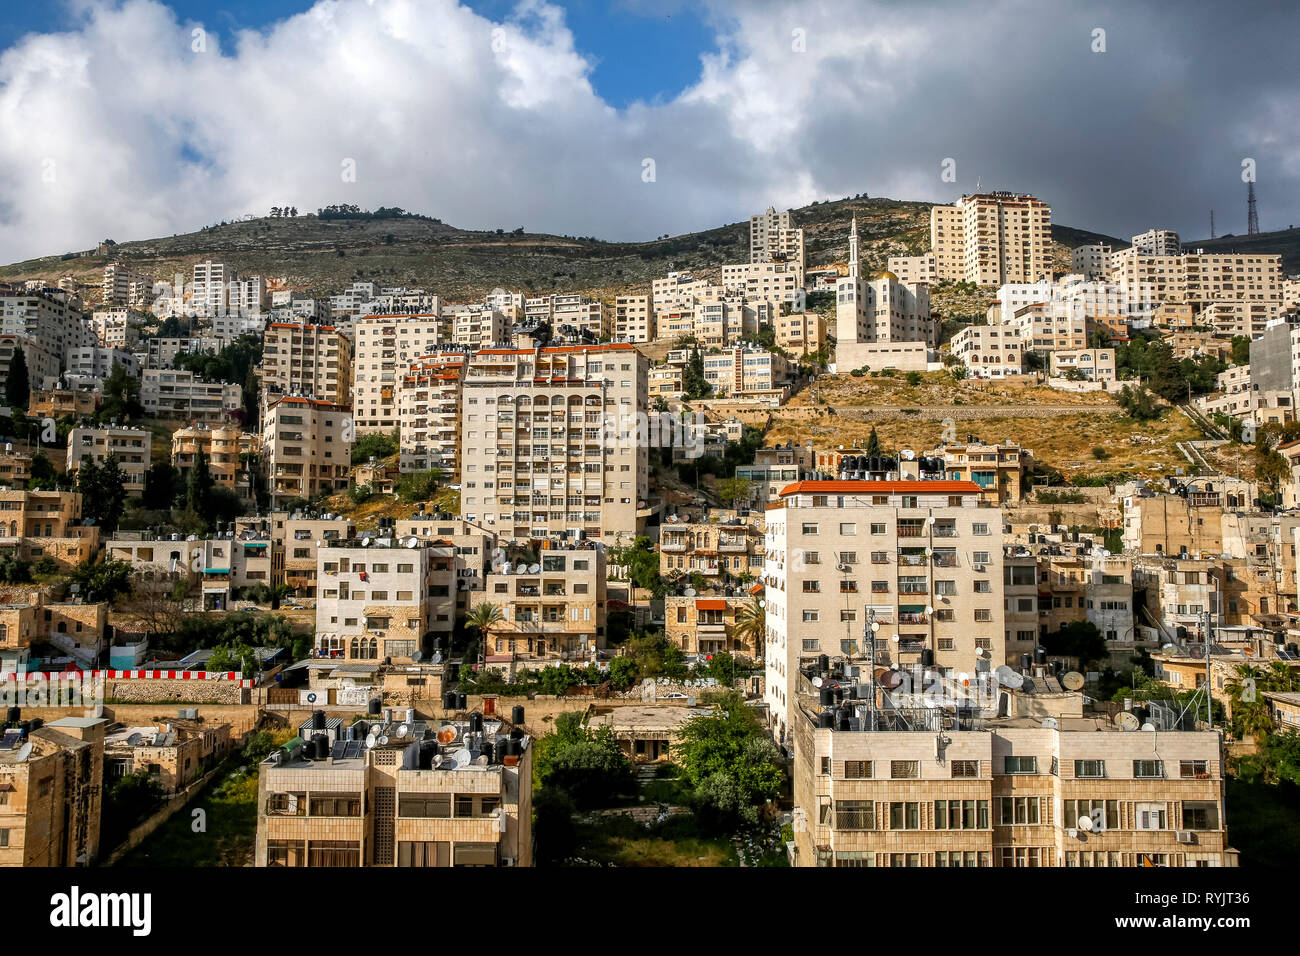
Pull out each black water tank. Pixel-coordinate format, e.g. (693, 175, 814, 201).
(818, 654, 830, 673)
(512, 705, 525, 725)
(311, 733, 329, 759)
(1034, 646, 1047, 665)
(448, 662, 460, 682)
(353, 721, 368, 740)
(368, 698, 382, 715)
(312, 709, 326, 729)
(28, 718, 42, 731)
(457, 691, 468, 710)
(5, 707, 18, 725)
(837, 716, 851, 731)
(469, 713, 484, 733)
(817, 710, 834, 728)
(1020, 654, 1032, 670)
(509, 727, 524, 741)
(506, 738, 521, 757)
(819, 687, 834, 707)
(921, 649, 935, 666)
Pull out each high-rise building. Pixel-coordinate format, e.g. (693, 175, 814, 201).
(930, 193, 1053, 286)
(352, 310, 446, 434)
(262, 396, 352, 506)
(261, 322, 353, 407)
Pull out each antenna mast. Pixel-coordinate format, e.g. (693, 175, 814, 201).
(1247, 182, 1259, 236)
(863, 608, 877, 731)
(1209, 209, 1215, 239)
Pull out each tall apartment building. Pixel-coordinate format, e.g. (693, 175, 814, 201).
(1071, 244, 1112, 280)
(255, 713, 532, 868)
(102, 262, 154, 307)
(172, 424, 260, 492)
(0, 715, 108, 867)
(314, 535, 456, 661)
(763, 480, 1004, 746)
(458, 344, 648, 544)
(141, 369, 242, 424)
(720, 261, 804, 307)
(1, 286, 89, 370)
(191, 261, 235, 317)
(789, 674, 1235, 867)
(66, 425, 151, 493)
(836, 219, 935, 371)
(261, 322, 353, 406)
(1108, 248, 1282, 333)
(481, 545, 606, 670)
(352, 311, 445, 433)
(750, 206, 790, 260)
(231, 275, 268, 314)
(1131, 229, 1181, 257)
(701, 346, 792, 397)
(445, 304, 508, 350)
(397, 352, 468, 475)
(62, 346, 138, 386)
(930, 193, 1053, 286)
(262, 396, 352, 506)
(614, 295, 654, 343)
(887, 253, 938, 286)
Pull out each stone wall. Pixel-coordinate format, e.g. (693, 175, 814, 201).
(104, 678, 247, 705)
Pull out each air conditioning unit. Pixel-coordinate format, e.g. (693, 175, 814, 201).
(1175, 830, 1196, 844)
(500, 856, 515, 867)
(836, 564, 849, 572)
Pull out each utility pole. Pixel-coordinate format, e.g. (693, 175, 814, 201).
(864, 608, 878, 731)
(1201, 607, 1213, 730)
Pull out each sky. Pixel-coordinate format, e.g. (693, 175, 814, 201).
(0, 0, 1297, 264)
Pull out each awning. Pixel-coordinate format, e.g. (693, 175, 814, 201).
(696, 599, 726, 611)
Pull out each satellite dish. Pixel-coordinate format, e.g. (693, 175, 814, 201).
(1161, 643, 1179, 654)
(924, 606, 934, 615)
(684, 587, 697, 597)
(450, 749, 471, 769)
(396, 723, 409, 738)
(432, 754, 443, 768)
(757, 599, 765, 608)
(361, 537, 372, 547)
(1114, 712, 1140, 731)
(973, 647, 984, 657)
(1061, 671, 1085, 691)
(365, 733, 377, 748)
(870, 621, 880, 633)
(406, 537, 419, 549)
(1042, 717, 1059, 730)
(812, 676, 824, 688)
(377, 735, 389, 746)
(1077, 814, 1095, 832)
(901, 449, 915, 460)
(126, 733, 143, 746)
(879, 669, 903, 690)
(437, 725, 458, 744)
(529, 564, 541, 574)
(474, 755, 489, 766)
(412, 651, 423, 662)
(1141, 722, 1156, 732)
(994, 665, 1025, 689)
(15, 742, 32, 762)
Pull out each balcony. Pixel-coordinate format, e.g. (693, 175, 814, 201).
(661, 540, 688, 553)
(718, 537, 748, 552)
(898, 525, 925, 538)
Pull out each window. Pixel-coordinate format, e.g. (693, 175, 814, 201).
(998, 796, 1041, 825)
(308, 840, 360, 867)
(974, 609, 992, 622)
(870, 523, 886, 535)
(801, 523, 819, 535)
(803, 581, 820, 594)
(934, 580, 956, 595)
(802, 611, 820, 623)
(891, 760, 919, 779)
(843, 760, 872, 779)
(1136, 803, 1167, 830)
(1003, 756, 1037, 774)
(399, 795, 451, 818)
(951, 759, 979, 778)
(935, 799, 988, 829)
(972, 523, 990, 535)
(1074, 760, 1106, 778)
(936, 851, 990, 867)
(820, 757, 830, 775)
(1133, 760, 1165, 779)
(802, 639, 819, 651)
(1181, 801, 1219, 830)
(840, 523, 857, 535)
(834, 800, 875, 830)
(998, 847, 1041, 867)
(266, 839, 306, 867)
(452, 843, 498, 867)
(309, 794, 362, 817)
(398, 841, 450, 867)
(1179, 760, 1210, 779)
(888, 802, 921, 829)
(1063, 799, 1116, 831)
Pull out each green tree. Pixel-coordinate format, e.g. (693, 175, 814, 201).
(608, 656, 637, 690)
(0, 555, 33, 584)
(185, 448, 215, 518)
(1041, 620, 1106, 664)
(99, 360, 144, 422)
(1117, 384, 1161, 422)
(682, 347, 712, 400)
(4, 346, 29, 409)
(864, 426, 883, 458)
(142, 461, 182, 511)
(352, 430, 399, 464)
(1229, 335, 1251, 366)
(715, 475, 753, 512)
(77, 455, 128, 533)
(609, 536, 667, 602)
(677, 690, 783, 827)
(68, 558, 133, 604)
(732, 597, 766, 654)
(532, 711, 634, 809)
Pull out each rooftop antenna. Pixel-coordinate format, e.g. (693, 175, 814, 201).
(1209, 209, 1215, 240)
(1247, 181, 1259, 236)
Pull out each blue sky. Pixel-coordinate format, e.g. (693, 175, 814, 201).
(1, 0, 716, 108)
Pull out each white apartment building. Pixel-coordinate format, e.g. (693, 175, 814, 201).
(102, 263, 154, 307)
(62, 347, 139, 386)
(1108, 248, 1282, 330)
(523, 295, 604, 338)
(141, 369, 242, 423)
(1131, 229, 1181, 257)
(750, 207, 797, 263)
(314, 535, 457, 661)
(701, 346, 792, 397)
(458, 343, 648, 544)
(1071, 244, 1112, 280)
(352, 310, 446, 433)
(1049, 348, 1117, 384)
(930, 193, 1053, 285)
(887, 253, 938, 286)
(445, 304, 508, 349)
(720, 261, 804, 307)
(949, 325, 1024, 378)
(1, 287, 90, 368)
(142, 336, 222, 370)
(763, 479, 1004, 747)
(261, 322, 353, 406)
(614, 295, 654, 343)
(66, 425, 152, 493)
(835, 219, 935, 371)
(262, 396, 352, 506)
(191, 261, 235, 318)
(89, 308, 138, 349)
(398, 351, 468, 475)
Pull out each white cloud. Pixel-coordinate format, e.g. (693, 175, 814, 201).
(0, 0, 1296, 265)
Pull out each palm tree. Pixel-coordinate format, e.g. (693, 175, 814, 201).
(1224, 663, 1272, 739)
(733, 595, 766, 656)
(466, 602, 504, 671)
(1265, 660, 1299, 694)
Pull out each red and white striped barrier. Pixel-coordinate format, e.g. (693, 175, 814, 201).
(1, 670, 253, 688)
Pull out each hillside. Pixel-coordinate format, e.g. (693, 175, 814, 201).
(1180, 224, 1300, 274)
(0, 196, 1129, 304)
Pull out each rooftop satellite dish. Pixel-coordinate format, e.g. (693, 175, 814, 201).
(450, 749, 471, 769)
(1140, 722, 1156, 732)
(529, 563, 541, 573)
(15, 742, 32, 762)
(361, 537, 372, 547)
(365, 732, 377, 748)
(1114, 712, 1140, 732)
(436, 725, 458, 744)
(1161, 643, 1179, 654)
(474, 755, 489, 766)
(126, 733, 143, 746)
(1077, 814, 1095, 832)
(879, 669, 903, 690)
(684, 587, 697, 597)
(406, 537, 419, 549)
(901, 449, 915, 460)
(377, 735, 390, 746)
(1042, 717, 1059, 730)
(994, 665, 1025, 689)
(396, 723, 409, 738)
(812, 676, 824, 688)
(1061, 671, 1085, 691)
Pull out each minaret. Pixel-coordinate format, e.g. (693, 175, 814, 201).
(848, 215, 859, 279)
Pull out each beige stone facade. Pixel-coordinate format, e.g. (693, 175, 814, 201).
(930, 193, 1053, 285)
(260, 322, 353, 406)
(262, 396, 352, 507)
(66, 424, 151, 493)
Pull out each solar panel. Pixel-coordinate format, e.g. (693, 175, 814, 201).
(0, 730, 20, 750)
(344, 740, 363, 759)
(331, 740, 348, 760)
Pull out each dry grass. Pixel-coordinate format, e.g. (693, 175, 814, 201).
(799, 371, 1114, 409)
